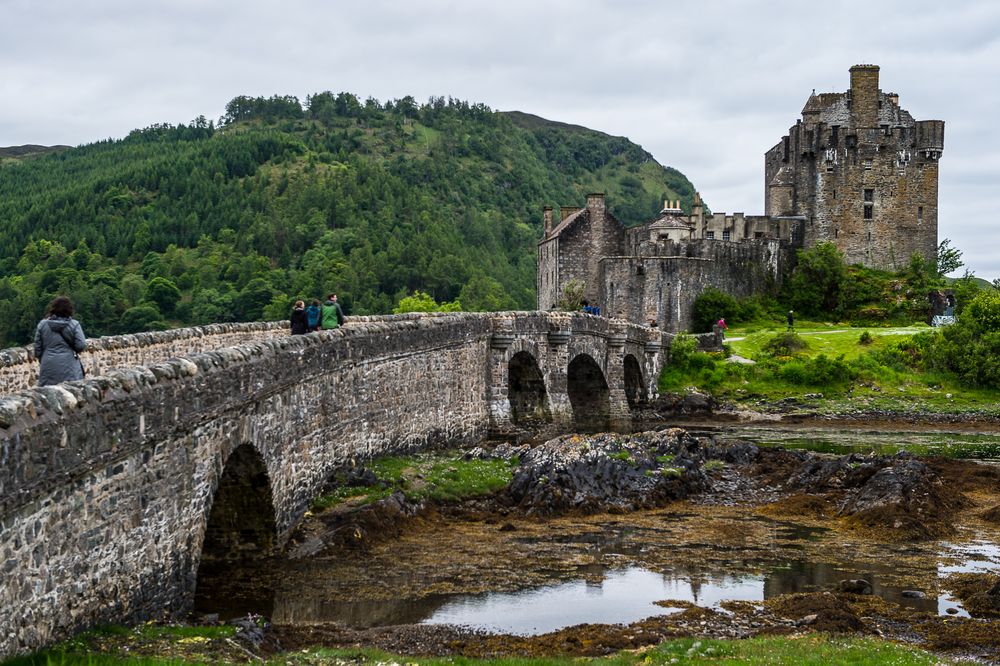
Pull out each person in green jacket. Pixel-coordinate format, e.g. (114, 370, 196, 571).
(320, 293, 345, 329)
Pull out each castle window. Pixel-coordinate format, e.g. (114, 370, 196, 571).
(722, 230, 731, 241)
(706, 231, 715, 239)
(864, 189, 874, 202)
(864, 205, 873, 220)
(863, 160, 873, 170)
(918, 206, 924, 223)
(835, 229, 839, 238)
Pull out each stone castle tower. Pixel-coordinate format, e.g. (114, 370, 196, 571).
(537, 65, 944, 331)
(765, 64, 944, 270)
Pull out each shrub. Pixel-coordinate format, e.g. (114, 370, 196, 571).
(761, 332, 808, 357)
(777, 354, 854, 386)
(691, 288, 738, 333)
(858, 330, 874, 345)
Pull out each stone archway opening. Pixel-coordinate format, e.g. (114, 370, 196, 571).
(624, 354, 645, 409)
(194, 443, 277, 618)
(567, 354, 610, 430)
(508, 351, 550, 426)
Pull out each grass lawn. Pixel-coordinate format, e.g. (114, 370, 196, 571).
(724, 321, 930, 362)
(665, 319, 1000, 415)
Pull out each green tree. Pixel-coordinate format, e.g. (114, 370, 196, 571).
(144, 277, 182, 316)
(120, 305, 167, 333)
(691, 288, 739, 333)
(393, 290, 461, 313)
(787, 242, 848, 317)
(458, 275, 515, 312)
(936, 238, 964, 276)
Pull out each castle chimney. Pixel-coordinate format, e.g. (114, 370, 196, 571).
(560, 206, 578, 221)
(850, 64, 880, 127)
(543, 206, 553, 237)
(586, 193, 605, 211)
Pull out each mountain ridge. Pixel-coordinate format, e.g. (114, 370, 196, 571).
(0, 93, 699, 347)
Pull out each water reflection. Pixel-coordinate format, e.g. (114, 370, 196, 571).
(232, 555, 958, 633)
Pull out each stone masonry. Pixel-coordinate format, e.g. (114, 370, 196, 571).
(537, 65, 942, 328)
(0, 311, 714, 658)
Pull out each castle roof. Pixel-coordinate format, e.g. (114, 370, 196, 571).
(647, 213, 692, 231)
(768, 165, 796, 188)
(802, 92, 842, 115)
(547, 208, 587, 238)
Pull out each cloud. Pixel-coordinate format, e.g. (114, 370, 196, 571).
(2, 0, 999, 276)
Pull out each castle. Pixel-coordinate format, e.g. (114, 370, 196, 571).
(537, 65, 944, 331)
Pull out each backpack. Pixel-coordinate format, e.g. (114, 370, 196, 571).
(306, 305, 321, 327)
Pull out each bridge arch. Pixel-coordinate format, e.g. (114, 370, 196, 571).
(567, 352, 610, 430)
(623, 354, 645, 409)
(507, 350, 550, 426)
(199, 443, 277, 564)
(194, 442, 278, 617)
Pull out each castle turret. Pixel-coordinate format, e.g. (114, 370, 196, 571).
(849, 64, 880, 127)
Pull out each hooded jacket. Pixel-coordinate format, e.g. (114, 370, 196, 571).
(34, 317, 87, 386)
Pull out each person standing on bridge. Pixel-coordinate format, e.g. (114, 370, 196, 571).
(290, 300, 309, 335)
(306, 299, 323, 332)
(34, 296, 87, 386)
(320, 293, 345, 330)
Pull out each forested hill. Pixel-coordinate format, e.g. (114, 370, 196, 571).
(0, 93, 698, 347)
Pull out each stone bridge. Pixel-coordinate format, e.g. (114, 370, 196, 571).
(0, 311, 715, 657)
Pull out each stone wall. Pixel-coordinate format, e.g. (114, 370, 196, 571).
(598, 239, 793, 332)
(0, 322, 289, 395)
(0, 311, 687, 658)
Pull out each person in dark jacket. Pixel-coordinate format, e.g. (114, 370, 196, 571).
(320, 293, 345, 330)
(290, 300, 309, 335)
(34, 296, 87, 386)
(305, 299, 322, 332)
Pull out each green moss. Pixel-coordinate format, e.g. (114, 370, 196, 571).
(311, 451, 516, 511)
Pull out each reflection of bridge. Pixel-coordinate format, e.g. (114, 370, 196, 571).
(0, 311, 714, 657)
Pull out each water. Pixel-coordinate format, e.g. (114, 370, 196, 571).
(681, 423, 1000, 460)
(195, 422, 1000, 633)
(421, 567, 761, 634)
(200, 526, 985, 633)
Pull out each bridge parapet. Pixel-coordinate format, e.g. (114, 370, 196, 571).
(0, 321, 289, 395)
(0, 310, 702, 658)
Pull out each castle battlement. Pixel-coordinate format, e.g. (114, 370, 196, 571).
(537, 65, 942, 331)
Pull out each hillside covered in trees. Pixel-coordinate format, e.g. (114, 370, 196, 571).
(0, 93, 697, 347)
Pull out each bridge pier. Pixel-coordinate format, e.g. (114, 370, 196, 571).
(605, 333, 631, 429)
(544, 328, 573, 426)
(487, 332, 515, 433)
(643, 338, 665, 405)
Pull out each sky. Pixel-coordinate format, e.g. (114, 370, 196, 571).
(2, 0, 998, 279)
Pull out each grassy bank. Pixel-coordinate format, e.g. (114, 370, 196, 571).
(4, 632, 956, 665)
(310, 451, 517, 512)
(664, 319, 1000, 416)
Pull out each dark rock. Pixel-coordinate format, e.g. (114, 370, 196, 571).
(505, 430, 709, 516)
(901, 590, 926, 599)
(836, 579, 872, 595)
(498, 522, 517, 532)
(653, 391, 717, 416)
(230, 615, 266, 649)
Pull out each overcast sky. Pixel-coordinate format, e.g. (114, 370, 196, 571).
(2, 0, 998, 279)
